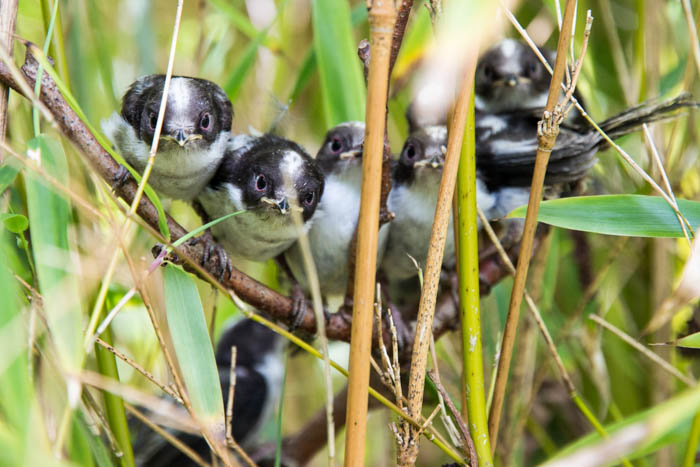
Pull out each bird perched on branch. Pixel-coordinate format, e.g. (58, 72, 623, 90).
(384, 93, 697, 283)
(197, 134, 324, 264)
(284, 122, 389, 302)
(381, 125, 530, 283)
(102, 74, 233, 200)
(133, 318, 284, 467)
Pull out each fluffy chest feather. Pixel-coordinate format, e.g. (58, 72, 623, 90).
(199, 184, 307, 262)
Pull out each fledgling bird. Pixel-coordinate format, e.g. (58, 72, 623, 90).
(284, 122, 389, 301)
(380, 126, 529, 282)
(133, 318, 284, 467)
(102, 74, 233, 200)
(385, 93, 698, 283)
(197, 134, 324, 263)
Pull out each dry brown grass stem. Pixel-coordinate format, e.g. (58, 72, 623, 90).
(488, 0, 580, 449)
(344, 2, 396, 464)
(398, 49, 479, 467)
(125, 403, 211, 467)
(428, 369, 477, 465)
(681, 0, 700, 79)
(94, 337, 183, 404)
(224, 347, 255, 467)
(0, 0, 18, 162)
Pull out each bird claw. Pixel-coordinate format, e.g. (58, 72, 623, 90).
(186, 233, 232, 283)
(111, 165, 132, 192)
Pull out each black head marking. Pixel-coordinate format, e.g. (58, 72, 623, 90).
(316, 121, 365, 174)
(475, 39, 553, 110)
(394, 126, 447, 185)
(120, 74, 233, 147)
(211, 135, 324, 222)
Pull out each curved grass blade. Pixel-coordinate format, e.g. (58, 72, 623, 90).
(509, 194, 700, 238)
(29, 48, 170, 240)
(311, 0, 365, 127)
(163, 266, 225, 439)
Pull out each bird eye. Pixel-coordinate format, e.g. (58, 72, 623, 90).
(255, 174, 267, 191)
(525, 60, 538, 77)
(149, 112, 157, 130)
(302, 191, 315, 206)
(200, 112, 211, 131)
(482, 63, 495, 80)
(329, 136, 344, 154)
(403, 142, 417, 161)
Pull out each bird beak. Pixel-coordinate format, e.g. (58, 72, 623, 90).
(161, 129, 202, 147)
(414, 154, 444, 169)
(339, 148, 363, 160)
(261, 196, 293, 214)
(505, 74, 518, 87)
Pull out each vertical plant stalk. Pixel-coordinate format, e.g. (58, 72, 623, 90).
(398, 51, 479, 467)
(487, 0, 578, 449)
(84, 0, 184, 349)
(343, 1, 396, 465)
(39, 0, 70, 90)
(456, 90, 492, 466)
(94, 328, 135, 467)
(0, 0, 18, 162)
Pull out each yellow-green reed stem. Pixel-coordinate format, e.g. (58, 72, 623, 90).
(456, 90, 493, 466)
(683, 410, 700, 467)
(40, 0, 71, 90)
(94, 327, 134, 467)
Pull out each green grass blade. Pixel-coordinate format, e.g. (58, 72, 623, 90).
(224, 29, 269, 101)
(208, 0, 282, 51)
(0, 233, 31, 444)
(163, 266, 225, 434)
(509, 195, 700, 238)
(25, 135, 83, 372)
(94, 328, 134, 467)
(310, 0, 365, 127)
(0, 164, 19, 192)
(547, 385, 700, 464)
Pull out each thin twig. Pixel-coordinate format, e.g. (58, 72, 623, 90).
(428, 370, 477, 466)
(125, 403, 210, 467)
(84, 0, 184, 351)
(94, 337, 183, 404)
(224, 347, 256, 467)
(589, 314, 696, 387)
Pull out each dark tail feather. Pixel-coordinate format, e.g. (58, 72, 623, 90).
(596, 93, 699, 141)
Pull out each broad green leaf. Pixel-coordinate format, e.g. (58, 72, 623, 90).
(0, 213, 28, 233)
(0, 164, 19, 192)
(674, 331, 700, 349)
(25, 135, 83, 372)
(163, 266, 225, 436)
(547, 386, 700, 465)
(509, 195, 700, 237)
(311, 0, 366, 127)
